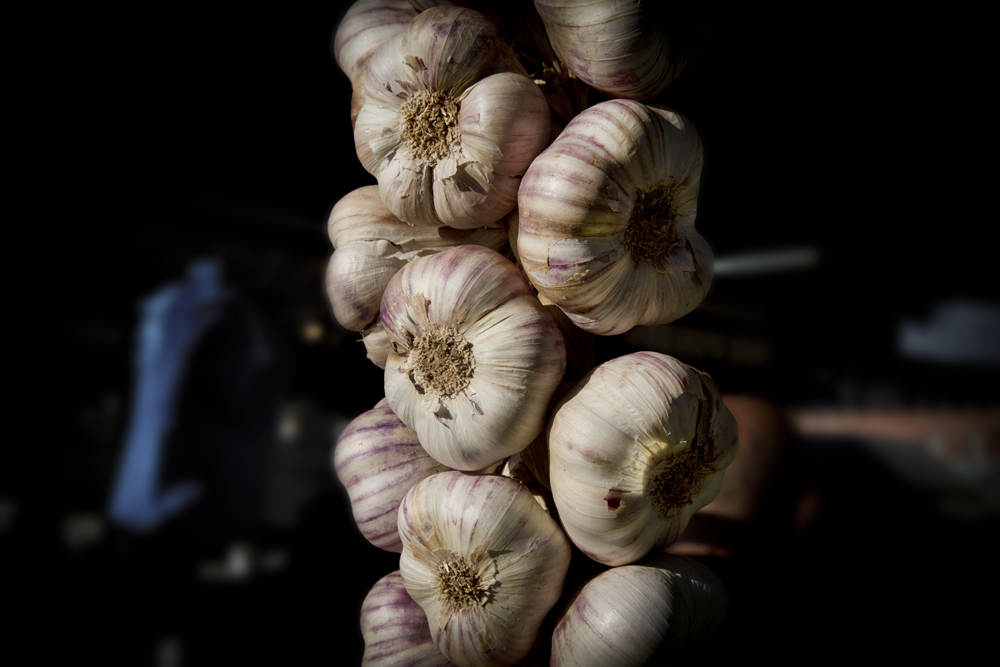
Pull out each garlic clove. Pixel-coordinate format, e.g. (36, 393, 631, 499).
(550, 554, 727, 667)
(355, 6, 550, 229)
(398, 471, 572, 667)
(360, 570, 457, 666)
(381, 245, 565, 471)
(547, 351, 738, 566)
(517, 99, 713, 335)
(334, 398, 453, 552)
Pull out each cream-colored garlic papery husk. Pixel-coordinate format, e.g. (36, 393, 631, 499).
(334, 398, 452, 552)
(517, 99, 713, 336)
(398, 471, 572, 667)
(333, 0, 451, 127)
(361, 570, 456, 667)
(547, 351, 738, 566)
(550, 555, 727, 667)
(354, 6, 550, 229)
(533, 1, 686, 101)
(326, 185, 508, 332)
(361, 320, 392, 368)
(380, 245, 565, 471)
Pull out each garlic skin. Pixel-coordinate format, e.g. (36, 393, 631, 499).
(326, 185, 507, 332)
(547, 351, 738, 566)
(398, 471, 572, 667)
(517, 99, 712, 336)
(551, 555, 727, 667)
(533, 1, 686, 100)
(334, 398, 452, 552)
(381, 245, 565, 471)
(361, 320, 392, 369)
(361, 570, 456, 667)
(354, 6, 550, 229)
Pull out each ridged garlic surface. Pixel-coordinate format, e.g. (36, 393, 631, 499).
(361, 570, 456, 667)
(533, 0, 686, 100)
(326, 185, 507, 332)
(551, 555, 727, 667)
(547, 351, 738, 565)
(381, 245, 565, 471)
(517, 99, 713, 335)
(398, 471, 572, 667)
(334, 398, 452, 552)
(354, 6, 550, 229)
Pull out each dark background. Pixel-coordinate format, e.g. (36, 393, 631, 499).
(14, 2, 996, 664)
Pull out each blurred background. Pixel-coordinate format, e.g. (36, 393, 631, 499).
(19, 2, 996, 664)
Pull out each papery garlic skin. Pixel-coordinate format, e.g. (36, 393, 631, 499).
(355, 6, 550, 229)
(326, 185, 507, 332)
(517, 99, 712, 336)
(533, 0, 685, 100)
(548, 352, 738, 566)
(398, 471, 571, 667)
(361, 570, 457, 667)
(362, 320, 392, 369)
(334, 398, 452, 552)
(381, 245, 565, 471)
(551, 555, 727, 667)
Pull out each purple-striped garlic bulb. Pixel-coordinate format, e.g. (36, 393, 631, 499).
(551, 555, 727, 667)
(517, 99, 713, 336)
(334, 398, 452, 552)
(325, 185, 507, 334)
(360, 570, 456, 667)
(380, 245, 565, 471)
(532, 1, 688, 101)
(398, 471, 572, 667)
(354, 6, 550, 229)
(547, 352, 738, 566)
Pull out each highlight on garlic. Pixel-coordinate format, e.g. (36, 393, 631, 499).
(380, 245, 565, 471)
(532, 0, 688, 100)
(360, 570, 456, 666)
(547, 351, 738, 566)
(325, 184, 508, 333)
(551, 554, 727, 667)
(334, 398, 452, 552)
(354, 5, 550, 229)
(397, 471, 572, 667)
(517, 99, 713, 335)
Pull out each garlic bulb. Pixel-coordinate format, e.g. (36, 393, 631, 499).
(547, 351, 738, 566)
(381, 245, 565, 471)
(334, 398, 453, 552)
(334, 0, 450, 127)
(398, 471, 572, 667)
(533, 1, 686, 100)
(361, 570, 456, 666)
(326, 185, 507, 332)
(354, 6, 550, 229)
(517, 99, 712, 336)
(551, 554, 727, 667)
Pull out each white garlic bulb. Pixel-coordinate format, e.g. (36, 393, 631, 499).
(381, 245, 565, 471)
(398, 471, 572, 667)
(533, 1, 686, 100)
(334, 398, 452, 552)
(326, 185, 508, 332)
(551, 555, 727, 667)
(354, 6, 550, 229)
(360, 570, 456, 666)
(517, 99, 713, 336)
(547, 351, 738, 566)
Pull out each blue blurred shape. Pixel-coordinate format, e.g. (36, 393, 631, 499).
(109, 259, 229, 532)
(899, 300, 1000, 367)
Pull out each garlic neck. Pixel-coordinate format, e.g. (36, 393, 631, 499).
(438, 553, 489, 612)
(624, 182, 680, 267)
(646, 442, 713, 520)
(408, 325, 475, 398)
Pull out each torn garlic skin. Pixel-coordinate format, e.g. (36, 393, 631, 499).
(547, 351, 738, 566)
(380, 245, 565, 471)
(354, 6, 550, 229)
(398, 471, 571, 667)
